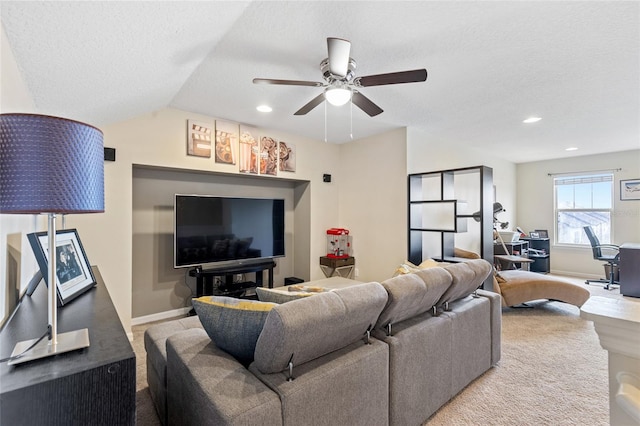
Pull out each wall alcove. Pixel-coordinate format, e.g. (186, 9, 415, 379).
(131, 164, 310, 319)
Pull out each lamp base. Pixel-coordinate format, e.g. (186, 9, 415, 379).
(8, 328, 90, 366)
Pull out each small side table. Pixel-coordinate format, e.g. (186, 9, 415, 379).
(494, 254, 533, 271)
(320, 256, 355, 279)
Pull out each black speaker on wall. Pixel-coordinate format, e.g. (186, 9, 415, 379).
(104, 147, 116, 162)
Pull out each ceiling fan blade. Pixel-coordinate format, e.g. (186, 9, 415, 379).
(253, 78, 323, 87)
(352, 91, 383, 117)
(327, 37, 351, 77)
(355, 69, 427, 87)
(294, 93, 326, 115)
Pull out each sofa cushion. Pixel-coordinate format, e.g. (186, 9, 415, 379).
(255, 287, 315, 304)
(393, 260, 421, 276)
(376, 268, 452, 329)
(453, 247, 481, 259)
(192, 296, 277, 365)
(392, 258, 444, 276)
(253, 282, 388, 374)
(437, 259, 492, 306)
(144, 315, 203, 381)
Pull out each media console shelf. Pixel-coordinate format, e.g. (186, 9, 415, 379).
(189, 260, 276, 299)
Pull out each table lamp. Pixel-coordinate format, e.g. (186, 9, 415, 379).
(0, 113, 104, 365)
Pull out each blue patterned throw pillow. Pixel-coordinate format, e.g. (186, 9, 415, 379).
(192, 296, 276, 365)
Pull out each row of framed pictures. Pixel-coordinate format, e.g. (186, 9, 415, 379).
(187, 119, 296, 175)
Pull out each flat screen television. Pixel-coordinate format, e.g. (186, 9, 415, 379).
(174, 194, 285, 269)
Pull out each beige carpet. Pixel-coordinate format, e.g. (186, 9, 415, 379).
(132, 277, 628, 426)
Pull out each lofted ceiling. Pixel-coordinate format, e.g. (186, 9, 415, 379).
(1, 1, 638, 164)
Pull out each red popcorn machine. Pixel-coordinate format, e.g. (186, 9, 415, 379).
(326, 228, 351, 258)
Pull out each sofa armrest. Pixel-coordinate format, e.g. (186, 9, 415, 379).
(476, 289, 502, 365)
(166, 328, 282, 426)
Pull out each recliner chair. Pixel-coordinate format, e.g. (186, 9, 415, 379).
(583, 225, 620, 290)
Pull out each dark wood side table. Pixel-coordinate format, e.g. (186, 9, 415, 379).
(320, 256, 355, 278)
(0, 266, 135, 425)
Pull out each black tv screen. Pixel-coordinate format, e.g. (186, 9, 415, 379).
(174, 194, 285, 269)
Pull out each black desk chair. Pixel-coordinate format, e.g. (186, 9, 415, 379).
(583, 225, 620, 290)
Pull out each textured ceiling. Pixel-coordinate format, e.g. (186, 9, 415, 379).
(1, 1, 638, 163)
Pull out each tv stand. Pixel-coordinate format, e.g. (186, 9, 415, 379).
(189, 260, 276, 299)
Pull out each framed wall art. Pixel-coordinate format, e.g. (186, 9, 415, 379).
(27, 229, 96, 305)
(620, 179, 640, 201)
(214, 120, 238, 165)
(279, 141, 296, 172)
(187, 120, 212, 158)
(260, 136, 278, 176)
(239, 125, 259, 174)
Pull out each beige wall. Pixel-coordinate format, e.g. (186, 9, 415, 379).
(338, 128, 408, 282)
(516, 150, 640, 277)
(0, 23, 42, 326)
(67, 107, 342, 332)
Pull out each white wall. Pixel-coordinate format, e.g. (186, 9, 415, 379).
(517, 149, 640, 277)
(406, 127, 518, 256)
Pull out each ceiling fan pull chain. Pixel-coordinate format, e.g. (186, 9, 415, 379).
(324, 99, 327, 143)
(350, 97, 353, 140)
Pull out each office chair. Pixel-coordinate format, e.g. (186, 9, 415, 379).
(583, 225, 620, 290)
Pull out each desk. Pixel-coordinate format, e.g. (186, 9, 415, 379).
(0, 266, 135, 425)
(620, 243, 640, 298)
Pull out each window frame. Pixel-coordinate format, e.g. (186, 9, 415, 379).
(553, 172, 614, 247)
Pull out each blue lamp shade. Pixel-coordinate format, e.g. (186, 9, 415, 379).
(0, 113, 104, 214)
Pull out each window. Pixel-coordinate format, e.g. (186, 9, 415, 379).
(554, 173, 613, 245)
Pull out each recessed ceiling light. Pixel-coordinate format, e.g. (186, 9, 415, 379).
(256, 105, 272, 113)
(523, 117, 542, 124)
(566, 147, 578, 151)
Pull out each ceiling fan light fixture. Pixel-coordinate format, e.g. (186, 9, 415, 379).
(324, 87, 352, 106)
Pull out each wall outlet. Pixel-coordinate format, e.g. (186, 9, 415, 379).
(354, 268, 359, 277)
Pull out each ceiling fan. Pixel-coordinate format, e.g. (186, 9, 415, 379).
(253, 37, 427, 117)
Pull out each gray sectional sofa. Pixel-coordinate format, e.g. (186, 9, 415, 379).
(144, 259, 501, 425)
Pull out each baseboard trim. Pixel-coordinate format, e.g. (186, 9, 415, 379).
(132, 307, 192, 326)
(550, 269, 602, 280)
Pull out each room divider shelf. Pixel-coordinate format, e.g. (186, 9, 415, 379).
(408, 165, 494, 290)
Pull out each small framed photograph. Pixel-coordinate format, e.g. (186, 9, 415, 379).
(534, 229, 548, 239)
(529, 232, 540, 239)
(27, 229, 96, 306)
(620, 179, 640, 201)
